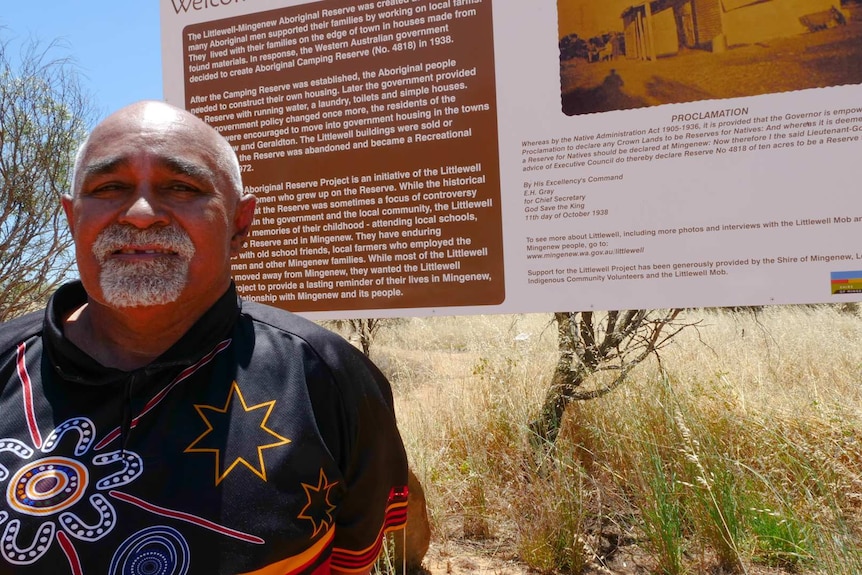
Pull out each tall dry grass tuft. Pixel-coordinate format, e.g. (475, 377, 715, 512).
(372, 313, 556, 537)
(513, 445, 590, 574)
(365, 305, 862, 573)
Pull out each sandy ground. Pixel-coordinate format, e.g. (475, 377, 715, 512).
(417, 538, 796, 575)
(423, 540, 533, 575)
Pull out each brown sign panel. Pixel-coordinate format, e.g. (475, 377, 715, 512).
(182, 0, 504, 312)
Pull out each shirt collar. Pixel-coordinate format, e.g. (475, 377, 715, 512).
(44, 280, 240, 385)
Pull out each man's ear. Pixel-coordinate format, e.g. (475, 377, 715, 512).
(61, 194, 76, 236)
(230, 194, 256, 256)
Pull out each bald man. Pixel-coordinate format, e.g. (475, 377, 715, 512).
(0, 101, 407, 575)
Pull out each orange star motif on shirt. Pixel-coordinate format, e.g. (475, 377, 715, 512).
(185, 381, 290, 485)
(298, 469, 338, 538)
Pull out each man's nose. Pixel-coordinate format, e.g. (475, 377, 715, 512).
(118, 189, 170, 228)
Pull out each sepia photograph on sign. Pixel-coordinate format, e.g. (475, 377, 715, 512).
(557, 0, 862, 115)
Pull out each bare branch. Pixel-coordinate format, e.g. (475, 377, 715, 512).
(530, 309, 699, 446)
(0, 34, 96, 320)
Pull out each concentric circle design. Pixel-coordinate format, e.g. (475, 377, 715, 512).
(109, 526, 189, 575)
(6, 457, 88, 516)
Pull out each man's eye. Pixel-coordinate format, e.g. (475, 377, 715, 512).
(167, 183, 201, 193)
(88, 183, 127, 195)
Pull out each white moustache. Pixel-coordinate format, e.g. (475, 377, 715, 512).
(93, 225, 195, 262)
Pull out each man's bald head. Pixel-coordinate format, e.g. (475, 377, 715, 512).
(71, 100, 242, 198)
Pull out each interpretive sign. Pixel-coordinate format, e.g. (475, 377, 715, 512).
(161, 0, 862, 317)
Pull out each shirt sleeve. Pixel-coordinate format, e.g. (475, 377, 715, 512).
(309, 340, 409, 571)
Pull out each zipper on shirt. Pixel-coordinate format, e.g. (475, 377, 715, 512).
(120, 372, 136, 455)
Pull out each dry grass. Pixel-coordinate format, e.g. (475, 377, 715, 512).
(358, 305, 862, 574)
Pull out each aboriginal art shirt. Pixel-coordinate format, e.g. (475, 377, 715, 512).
(0, 281, 408, 575)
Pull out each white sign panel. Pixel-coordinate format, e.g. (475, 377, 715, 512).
(161, 0, 862, 318)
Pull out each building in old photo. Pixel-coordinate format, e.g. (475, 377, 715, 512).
(622, 0, 847, 59)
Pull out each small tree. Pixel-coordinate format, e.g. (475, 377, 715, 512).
(530, 309, 692, 445)
(0, 34, 95, 321)
(349, 318, 384, 357)
(321, 317, 387, 356)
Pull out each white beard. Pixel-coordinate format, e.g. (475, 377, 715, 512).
(92, 225, 195, 308)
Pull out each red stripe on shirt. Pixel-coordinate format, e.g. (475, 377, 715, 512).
(56, 530, 83, 575)
(110, 490, 265, 545)
(95, 339, 231, 450)
(331, 486, 409, 571)
(16, 342, 42, 448)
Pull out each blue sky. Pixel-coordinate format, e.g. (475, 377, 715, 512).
(1, 1, 163, 122)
